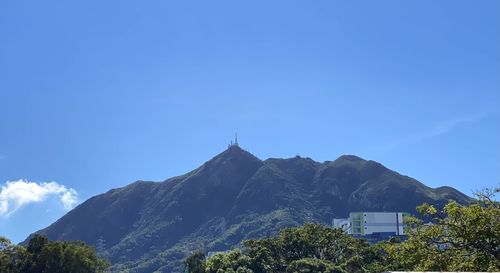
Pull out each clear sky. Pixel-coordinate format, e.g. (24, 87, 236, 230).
(1, 0, 499, 243)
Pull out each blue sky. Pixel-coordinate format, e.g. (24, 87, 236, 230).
(1, 0, 499, 243)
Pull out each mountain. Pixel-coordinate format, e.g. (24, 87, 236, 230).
(27, 146, 471, 272)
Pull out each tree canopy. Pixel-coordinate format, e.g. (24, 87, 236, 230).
(382, 187, 499, 272)
(0, 234, 109, 273)
(187, 223, 385, 273)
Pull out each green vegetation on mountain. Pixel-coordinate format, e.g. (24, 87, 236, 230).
(26, 146, 471, 272)
(0, 234, 108, 273)
(187, 188, 499, 273)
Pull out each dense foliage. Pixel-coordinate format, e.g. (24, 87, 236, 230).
(382, 187, 500, 272)
(187, 223, 385, 273)
(0, 234, 109, 273)
(186, 188, 499, 273)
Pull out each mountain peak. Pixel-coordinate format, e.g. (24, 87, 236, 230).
(336, 154, 366, 162)
(199, 145, 262, 175)
(226, 143, 244, 152)
(216, 144, 259, 160)
(30, 149, 471, 273)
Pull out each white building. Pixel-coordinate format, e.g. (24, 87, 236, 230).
(332, 218, 350, 232)
(333, 212, 404, 236)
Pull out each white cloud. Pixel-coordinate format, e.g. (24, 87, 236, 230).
(0, 180, 78, 217)
(371, 112, 489, 153)
(424, 112, 487, 139)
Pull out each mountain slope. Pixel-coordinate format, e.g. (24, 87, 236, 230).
(28, 146, 471, 272)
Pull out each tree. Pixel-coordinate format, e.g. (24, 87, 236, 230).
(244, 223, 384, 273)
(22, 234, 48, 273)
(47, 240, 109, 273)
(0, 235, 109, 273)
(382, 187, 500, 272)
(0, 237, 27, 273)
(205, 249, 252, 273)
(185, 250, 206, 273)
(286, 258, 345, 273)
(200, 223, 384, 273)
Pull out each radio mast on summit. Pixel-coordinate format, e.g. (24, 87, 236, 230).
(228, 133, 240, 149)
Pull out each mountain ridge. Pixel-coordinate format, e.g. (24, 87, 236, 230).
(27, 146, 472, 273)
